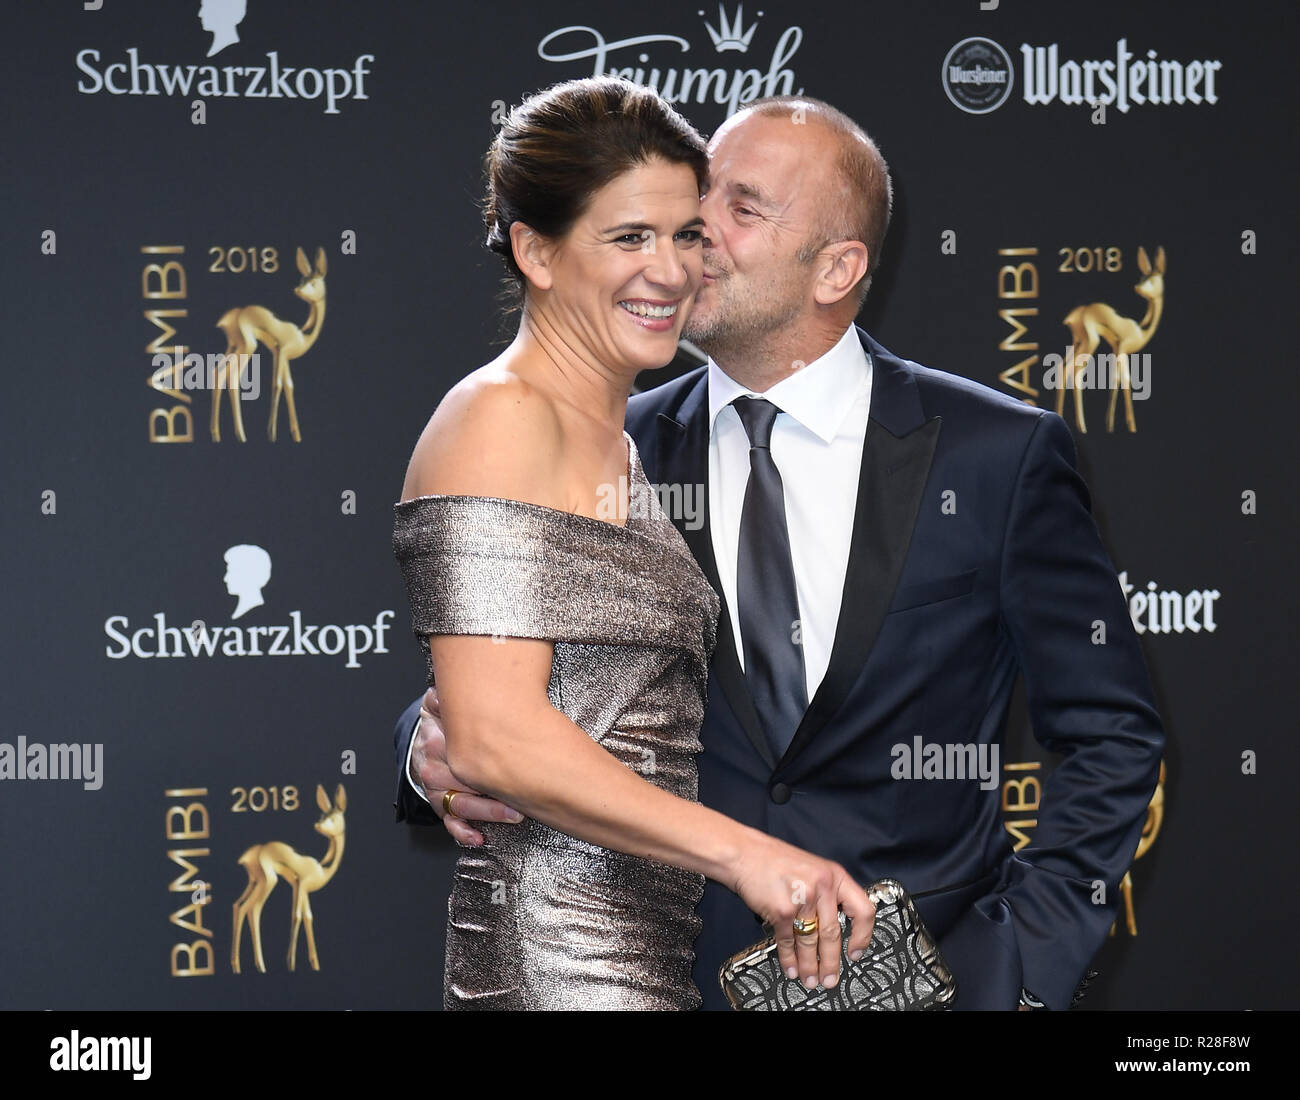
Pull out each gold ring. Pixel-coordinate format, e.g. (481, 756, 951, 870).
(793, 916, 819, 936)
(442, 789, 462, 818)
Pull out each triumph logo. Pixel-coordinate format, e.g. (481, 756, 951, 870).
(103, 545, 394, 668)
(537, 4, 804, 119)
(703, 4, 758, 52)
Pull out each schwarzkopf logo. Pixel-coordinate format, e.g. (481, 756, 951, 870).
(942, 37, 1014, 115)
(102, 545, 395, 668)
(75, 0, 374, 115)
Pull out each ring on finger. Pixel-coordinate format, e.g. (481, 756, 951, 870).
(793, 916, 819, 937)
(442, 789, 463, 818)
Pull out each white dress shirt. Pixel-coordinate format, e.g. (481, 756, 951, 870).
(406, 323, 872, 802)
(707, 322, 872, 703)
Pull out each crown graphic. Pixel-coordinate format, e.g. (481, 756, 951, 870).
(703, 3, 759, 53)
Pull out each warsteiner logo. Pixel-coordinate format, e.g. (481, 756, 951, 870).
(944, 37, 1222, 114)
(942, 37, 1013, 115)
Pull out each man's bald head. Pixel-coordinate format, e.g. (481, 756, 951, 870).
(725, 96, 892, 304)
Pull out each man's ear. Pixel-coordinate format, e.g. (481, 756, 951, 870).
(813, 240, 869, 307)
(510, 222, 555, 292)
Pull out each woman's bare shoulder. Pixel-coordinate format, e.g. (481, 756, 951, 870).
(400, 365, 564, 506)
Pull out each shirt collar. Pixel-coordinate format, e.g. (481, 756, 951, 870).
(706, 323, 870, 444)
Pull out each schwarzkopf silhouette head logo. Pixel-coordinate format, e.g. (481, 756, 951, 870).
(223, 544, 271, 619)
(199, 0, 248, 58)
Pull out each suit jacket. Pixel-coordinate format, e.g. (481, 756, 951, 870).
(393, 325, 1165, 1011)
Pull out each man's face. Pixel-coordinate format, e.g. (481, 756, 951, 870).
(684, 111, 836, 357)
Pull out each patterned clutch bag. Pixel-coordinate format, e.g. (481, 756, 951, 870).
(718, 879, 957, 1010)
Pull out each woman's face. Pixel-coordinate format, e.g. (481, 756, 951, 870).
(536, 157, 704, 376)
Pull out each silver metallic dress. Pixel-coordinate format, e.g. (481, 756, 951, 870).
(393, 432, 720, 1010)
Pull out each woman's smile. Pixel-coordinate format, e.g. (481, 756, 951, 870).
(617, 297, 683, 331)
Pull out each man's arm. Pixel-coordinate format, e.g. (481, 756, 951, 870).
(394, 688, 527, 843)
(988, 410, 1165, 1010)
(393, 695, 441, 825)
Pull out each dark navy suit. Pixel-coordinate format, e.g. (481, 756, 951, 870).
(393, 326, 1165, 1010)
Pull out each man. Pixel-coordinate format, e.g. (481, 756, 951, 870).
(393, 96, 1165, 1010)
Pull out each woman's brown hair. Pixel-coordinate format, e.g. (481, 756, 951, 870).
(483, 77, 709, 303)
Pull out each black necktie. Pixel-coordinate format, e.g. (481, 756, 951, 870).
(732, 396, 808, 759)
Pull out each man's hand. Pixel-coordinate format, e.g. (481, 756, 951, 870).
(410, 687, 525, 846)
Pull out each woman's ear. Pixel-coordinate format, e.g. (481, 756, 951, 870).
(510, 222, 555, 292)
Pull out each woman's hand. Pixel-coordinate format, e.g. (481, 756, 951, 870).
(728, 830, 876, 991)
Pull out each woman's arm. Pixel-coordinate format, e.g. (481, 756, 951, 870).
(431, 630, 875, 988)
(431, 630, 751, 885)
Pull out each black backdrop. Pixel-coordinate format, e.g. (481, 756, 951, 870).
(1, 0, 1295, 1010)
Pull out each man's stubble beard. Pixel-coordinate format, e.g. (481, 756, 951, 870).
(683, 264, 807, 369)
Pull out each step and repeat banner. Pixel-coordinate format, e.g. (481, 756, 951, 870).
(1, 0, 1294, 1010)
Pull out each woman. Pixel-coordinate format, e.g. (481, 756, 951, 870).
(393, 77, 874, 1009)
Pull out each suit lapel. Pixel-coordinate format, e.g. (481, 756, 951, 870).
(654, 373, 777, 771)
(778, 331, 941, 770)
(647, 332, 941, 775)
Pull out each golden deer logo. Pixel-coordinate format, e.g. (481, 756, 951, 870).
(1111, 759, 1166, 936)
(1057, 245, 1166, 433)
(212, 245, 327, 443)
(231, 783, 346, 973)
